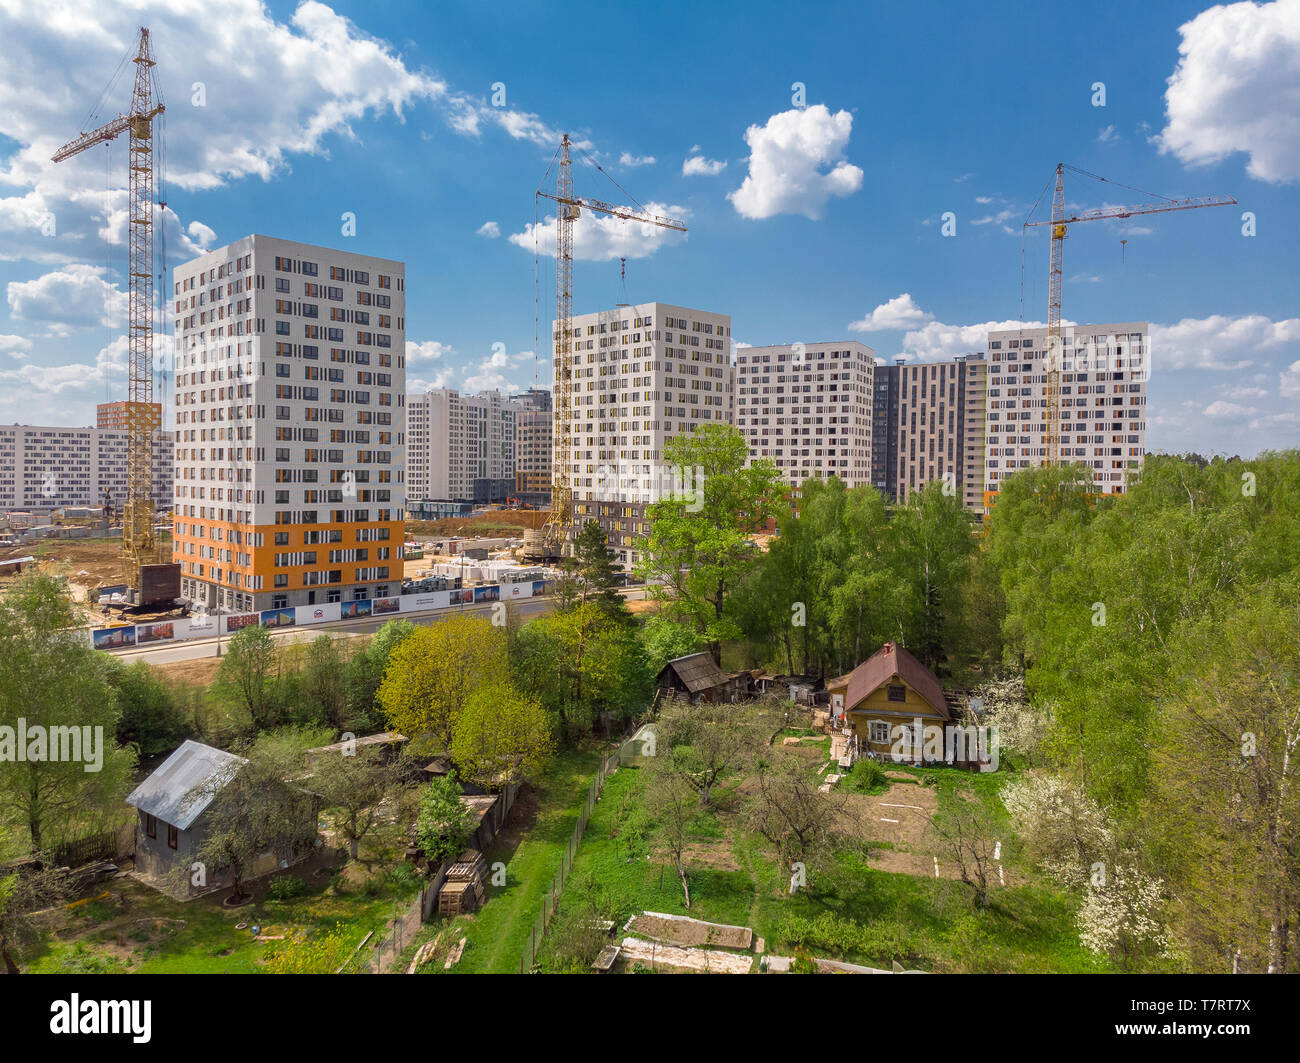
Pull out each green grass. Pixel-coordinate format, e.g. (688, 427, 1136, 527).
(541, 755, 1113, 974)
(26, 870, 405, 974)
(420, 746, 605, 974)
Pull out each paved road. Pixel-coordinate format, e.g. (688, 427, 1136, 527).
(112, 588, 647, 665)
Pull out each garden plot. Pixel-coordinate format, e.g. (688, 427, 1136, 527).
(625, 911, 753, 949)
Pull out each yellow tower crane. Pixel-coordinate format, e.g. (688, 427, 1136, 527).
(1024, 163, 1235, 467)
(529, 134, 686, 560)
(52, 26, 168, 602)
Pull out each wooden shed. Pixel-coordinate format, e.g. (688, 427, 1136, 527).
(656, 652, 747, 703)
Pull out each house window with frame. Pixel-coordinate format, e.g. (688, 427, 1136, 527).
(869, 720, 890, 744)
(887, 684, 907, 703)
(167, 824, 178, 850)
(144, 813, 157, 839)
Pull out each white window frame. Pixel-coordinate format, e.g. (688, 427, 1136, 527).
(869, 720, 890, 744)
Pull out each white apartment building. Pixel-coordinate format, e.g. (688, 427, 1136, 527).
(0, 424, 172, 514)
(406, 387, 518, 502)
(171, 235, 405, 612)
(735, 341, 875, 488)
(984, 322, 1147, 500)
(559, 301, 732, 565)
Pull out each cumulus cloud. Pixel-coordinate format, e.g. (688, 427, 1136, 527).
(1097, 124, 1118, 144)
(1156, 0, 1300, 181)
(1203, 400, 1257, 419)
(0, 334, 32, 357)
(1281, 359, 1300, 398)
(407, 340, 455, 363)
(897, 318, 1055, 361)
(477, 221, 501, 238)
(7, 264, 125, 329)
(727, 105, 863, 219)
(848, 293, 934, 332)
(618, 152, 656, 167)
(509, 202, 689, 262)
(1150, 314, 1300, 370)
(683, 154, 727, 176)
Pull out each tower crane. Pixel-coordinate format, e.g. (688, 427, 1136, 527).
(1024, 163, 1235, 467)
(528, 133, 687, 560)
(52, 27, 168, 602)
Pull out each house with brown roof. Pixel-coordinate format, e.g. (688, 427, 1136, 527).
(827, 643, 952, 765)
(656, 652, 748, 703)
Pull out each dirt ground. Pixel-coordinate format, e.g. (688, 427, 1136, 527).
(842, 774, 955, 878)
(627, 912, 752, 949)
(406, 512, 548, 538)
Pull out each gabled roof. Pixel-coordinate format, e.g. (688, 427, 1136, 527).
(125, 740, 246, 830)
(828, 643, 950, 721)
(660, 652, 729, 693)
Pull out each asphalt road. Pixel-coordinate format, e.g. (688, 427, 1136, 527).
(111, 588, 647, 665)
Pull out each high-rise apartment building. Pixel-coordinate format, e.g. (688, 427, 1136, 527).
(97, 401, 162, 432)
(894, 354, 987, 510)
(559, 301, 732, 566)
(0, 423, 172, 514)
(406, 387, 519, 503)
(735, 341, 875, 488)
(983, 322, 1147, 501)
(170, 235, 405, 612)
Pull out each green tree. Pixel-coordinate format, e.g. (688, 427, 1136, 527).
(635, 423, 784, 661)
(108, 659, 194, 758)
(415, 774, 474, 867)
(0, 573, 135, 849)
(309, 745, 395, 860)
(451, 678, 553, 790)
(214, 624, 279, 731)
(638, 614, 705, 676)
(570, 519, 629, 623)
(378, 615, 507, 751)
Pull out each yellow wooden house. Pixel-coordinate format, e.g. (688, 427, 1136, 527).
(826, 642, 952, 765)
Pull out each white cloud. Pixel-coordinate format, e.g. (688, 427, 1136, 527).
(406, 340, 455, 363)
(1156, 0, 1300, 181)
(618, 152, 656, 167)
(1097, 124, 1118, 143)
(0, 334, 132, 422)
(186, 220, 216, 250)
(1203, 400, 1257, 419)
(727, 105, 863, 220)
(7, 264, 124, 329)
(898, 318, 1055, 361)
(848, 293, 934, 332)
(509, 202, 689, 262)
(477, 221, 501, 238)
(1150, 314, 1300, 370)
(0, 334, 32, 358)
(683, 154, 727, 176)
(1281, 359, 1300, 398)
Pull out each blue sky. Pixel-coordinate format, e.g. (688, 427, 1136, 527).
(0, 0, 1297, 455)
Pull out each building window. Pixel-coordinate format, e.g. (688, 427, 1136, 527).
(167, 824, 178, 850)
(144, 813, 157, 839)
(869, 720, 890, 744)
(887, 684, 907, 703)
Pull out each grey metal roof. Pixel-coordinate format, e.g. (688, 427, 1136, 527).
(661, 652, 729, 694)
(125, 740, 246, 830)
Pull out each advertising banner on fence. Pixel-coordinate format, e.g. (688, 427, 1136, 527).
(372, 596, 401, 616)
(136, 621, 175, 644)
(340, 599, 372, 620)
(225, 612, 260, 634)
(295, 602, 342, 627)
(261, 608, 296, 628)
(92, 626, 135, 650)
(399, 590, 452, 613)
(178, 614, 218, 640)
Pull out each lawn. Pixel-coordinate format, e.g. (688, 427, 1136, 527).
(538, 743, 1114, 974)
(414, 746, 605, 974)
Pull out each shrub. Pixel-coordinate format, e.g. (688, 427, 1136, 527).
(847, 759, 889, 794)
(266, 874, 307, 901)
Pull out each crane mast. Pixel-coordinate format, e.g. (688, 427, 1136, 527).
(532, 134, 687, 559)
(52, 26, 166, 597)
(1025, 163, 1235, 468)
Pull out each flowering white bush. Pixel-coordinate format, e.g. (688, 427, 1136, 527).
(1001, 773, 1112, 888)
(1077, 864, 1168, 967)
